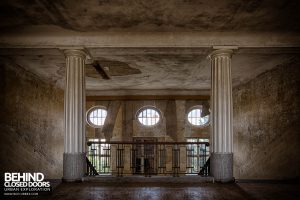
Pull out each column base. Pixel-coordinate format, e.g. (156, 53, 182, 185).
(211, 153, 234, 183)
(63, 153, 86, 182)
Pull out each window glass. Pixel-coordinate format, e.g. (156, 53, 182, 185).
(87, 139, 111, 174)
(187, 108, 209, 126)
(137, 108, 160, 126)
(87, 107, 107, 127)
(186, 138, 210, 174)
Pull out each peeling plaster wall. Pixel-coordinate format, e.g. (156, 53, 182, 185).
(1, 0, 300, 32)
(0, 60, 64, 179)
(233, 57, 300, 180)
(86, 100, 210, 142)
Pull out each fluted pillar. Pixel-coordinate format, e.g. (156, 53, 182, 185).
(209, 49, 234, 182)
(63, 49, 87, 182)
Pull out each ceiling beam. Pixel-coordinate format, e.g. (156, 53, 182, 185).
(86, 95, 210, 101)
(86, 89, 210, 96)
(0, 29, 300, 48)
(91, 61, 111, 79)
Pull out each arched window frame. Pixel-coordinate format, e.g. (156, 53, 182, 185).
(136, 106, 162, 127)
(187, 106, 210, 127)
(86, 106, 107, 128)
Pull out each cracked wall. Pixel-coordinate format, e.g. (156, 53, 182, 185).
(233, 57, 300, 180)
(0, 60, 64, 179)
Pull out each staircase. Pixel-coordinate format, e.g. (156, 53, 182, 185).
(86, 157, 99, 176)
(199, 157, 210, 176)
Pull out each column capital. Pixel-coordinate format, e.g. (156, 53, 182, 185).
(63, 49, 88, 59)
(60, 47, 91, 60)
(209, 49, 234, 60)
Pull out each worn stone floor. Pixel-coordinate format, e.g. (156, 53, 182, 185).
(16, 181, 297, 200)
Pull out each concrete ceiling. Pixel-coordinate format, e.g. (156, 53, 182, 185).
(0, 0, 299, 95)
(0, 0, 299, 32)
(0, 48, 298, 95)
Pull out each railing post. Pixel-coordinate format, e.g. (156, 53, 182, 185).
(123, 144, 131, 175)
(172, 144, 180, 177)
(116, 144, 124, 176)
(179, 144, 186, 175)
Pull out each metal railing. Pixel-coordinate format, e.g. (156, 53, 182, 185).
(86, 141, 210, 177)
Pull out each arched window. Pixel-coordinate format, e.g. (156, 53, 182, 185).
(137, 107, 161, 126)
(187, 107, 209, 126)
(87, 106, 107, 127)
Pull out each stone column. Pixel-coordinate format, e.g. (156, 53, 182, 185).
(63, 49, 87, 182)
(209, 49, 234, 182)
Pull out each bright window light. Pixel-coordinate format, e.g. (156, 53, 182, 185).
(87, 107, 107, 127)
(137, 108, 161, 126)
(187, 108, 209, 126)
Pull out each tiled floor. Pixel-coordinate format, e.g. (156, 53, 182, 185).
(32, 181, 300, 200)
(237, 182, 300, 200)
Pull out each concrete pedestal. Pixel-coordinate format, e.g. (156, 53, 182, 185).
(63, 153, 86, 182)
(211, 153, 233, 182)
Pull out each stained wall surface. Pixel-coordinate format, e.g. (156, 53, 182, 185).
(0, 60, 64, 179)
(233, 57, 300, 180)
